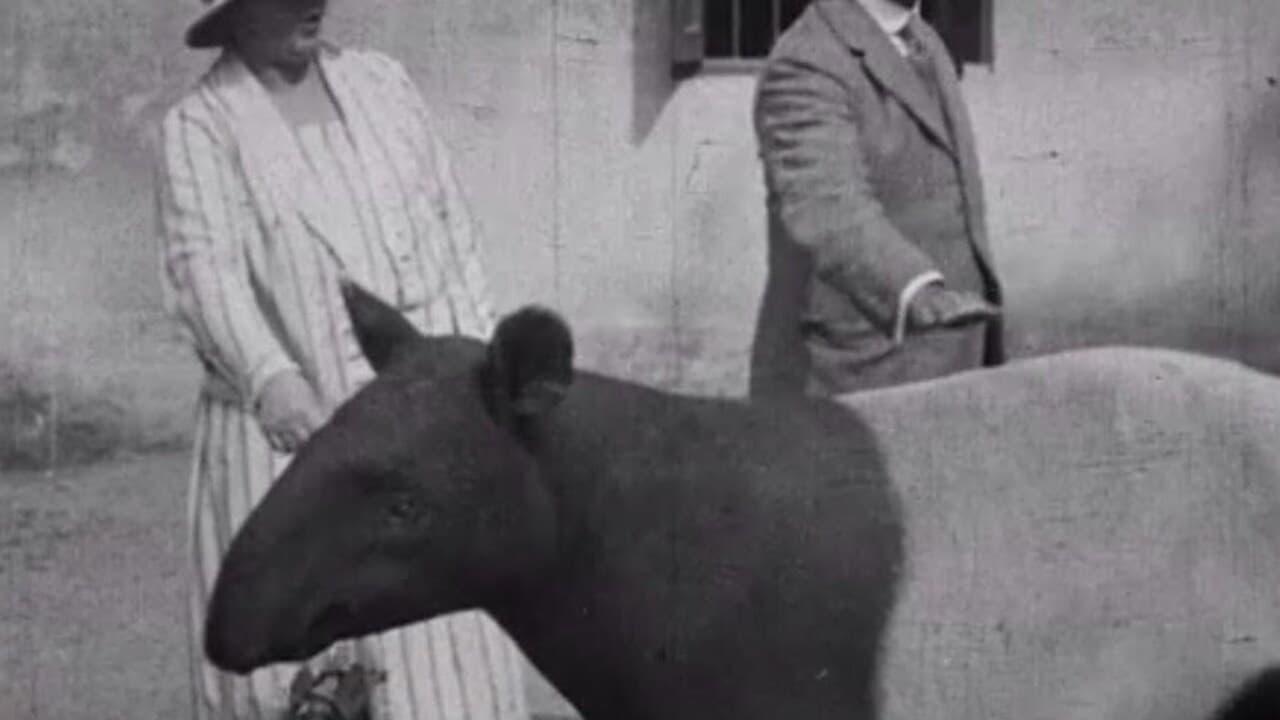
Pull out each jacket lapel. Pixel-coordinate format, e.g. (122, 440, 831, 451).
(814, 0, 955, 156)
(314, 50, 427, 263)
(910, 16, 995, 269)
(319, 51, 456, 292)
(202, 50, 352, 269)
(313, 50, 401, 233)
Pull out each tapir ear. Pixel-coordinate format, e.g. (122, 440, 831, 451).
(484, 306, 574, 420)
(340, 280, 422, 373)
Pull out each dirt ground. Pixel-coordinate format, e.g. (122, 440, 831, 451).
(0, 451, 576, 719)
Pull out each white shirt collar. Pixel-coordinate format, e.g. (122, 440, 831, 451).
(857, 0, 921, 37)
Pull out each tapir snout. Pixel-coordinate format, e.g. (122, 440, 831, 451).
(204, 281, 563, 675)
(203, 433, 379, 673)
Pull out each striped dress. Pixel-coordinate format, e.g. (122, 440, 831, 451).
(155, 44, 529, 720)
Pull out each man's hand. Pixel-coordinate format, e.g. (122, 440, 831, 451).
(907, 284, 1000, 333)
(257, 371, 327, 454)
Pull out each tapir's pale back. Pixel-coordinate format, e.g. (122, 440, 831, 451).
(844, 348, 1280, 720)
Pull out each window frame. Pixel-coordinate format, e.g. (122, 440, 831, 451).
(673, 0, 995, 78)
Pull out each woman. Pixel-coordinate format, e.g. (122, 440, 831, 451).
(155, 1, 530, 718)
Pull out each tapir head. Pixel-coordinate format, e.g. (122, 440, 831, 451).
(204, 282, 571, 673)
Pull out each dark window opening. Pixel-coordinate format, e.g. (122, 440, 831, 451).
(705, 0, 810, 59)
(674, 0, 994, 76)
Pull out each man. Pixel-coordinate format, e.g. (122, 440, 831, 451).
(751, 0, 1002, 397)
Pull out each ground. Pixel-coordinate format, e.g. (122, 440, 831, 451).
(0, 451, 577, 719)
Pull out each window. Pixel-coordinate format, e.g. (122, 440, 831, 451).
(673, 0, 994, 76)
(705, 0, 812, 59)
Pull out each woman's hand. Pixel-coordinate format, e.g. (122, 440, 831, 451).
(257, 370, 327, 454)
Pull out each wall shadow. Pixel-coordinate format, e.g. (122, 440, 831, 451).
(748, 212, 814, 397)
(631, 0, 680, 145)
(1234, 58, 1280, 373)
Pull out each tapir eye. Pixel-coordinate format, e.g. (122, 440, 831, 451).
(387, 495, 431, 527)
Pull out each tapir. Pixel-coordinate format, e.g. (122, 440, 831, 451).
(205, 282, 1280, 720)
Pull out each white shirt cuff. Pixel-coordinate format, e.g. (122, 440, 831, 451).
(893, 271, 945, 345)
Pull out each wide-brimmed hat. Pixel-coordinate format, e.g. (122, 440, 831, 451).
(185, 0, 243, 49)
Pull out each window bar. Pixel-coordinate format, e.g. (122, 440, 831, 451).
(731, 0, 741, 58)
(772, 0, 781, 43)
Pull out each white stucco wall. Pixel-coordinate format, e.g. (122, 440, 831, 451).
(3, 0, 1279, 462)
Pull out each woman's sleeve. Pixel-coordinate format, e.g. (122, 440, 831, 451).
(382, 57, 498, 340)
(156, 105, 300, 406)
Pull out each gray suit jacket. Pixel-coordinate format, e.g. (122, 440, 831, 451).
(751, 0, 1003, 396)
